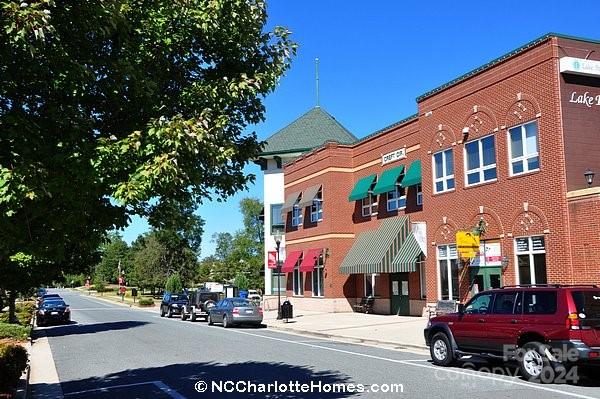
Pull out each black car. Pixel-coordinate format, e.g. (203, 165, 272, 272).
(181, 290, 219, 321)
(38, 293, 61, 305)
(159, 292, 188, 318)
(37, 299, 70, 326)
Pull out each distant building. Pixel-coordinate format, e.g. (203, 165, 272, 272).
(279, 33, 600, 315)
(255, 107, 356, 295)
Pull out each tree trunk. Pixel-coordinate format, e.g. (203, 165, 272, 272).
(8, 290, 17, 324)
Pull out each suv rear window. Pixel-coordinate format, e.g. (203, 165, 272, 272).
(523, 291, 557, 314)
(571, 291, 600, 318)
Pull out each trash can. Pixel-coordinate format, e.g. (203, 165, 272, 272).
(281, 300, 293, 320)
(239, 290, 248, 298)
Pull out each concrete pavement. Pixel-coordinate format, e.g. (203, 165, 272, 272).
(27, 289, 600, 398)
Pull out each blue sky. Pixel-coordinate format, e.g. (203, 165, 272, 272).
(121, 0, 600, 256)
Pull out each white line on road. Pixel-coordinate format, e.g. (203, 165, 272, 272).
(63, 380, 187, 399)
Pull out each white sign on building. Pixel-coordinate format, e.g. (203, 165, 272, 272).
(560, 57, 600, 77)
(381, 148, 406, 166)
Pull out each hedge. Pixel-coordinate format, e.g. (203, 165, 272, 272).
(0, 303, 36, 327)
(137, 298, 154, 307)
(0, 342, 28, 394)
(0, 323, 30, 342)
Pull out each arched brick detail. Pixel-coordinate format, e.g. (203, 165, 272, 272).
(510, 204, 550, 236)
(429, 124, 458, 153)
(434, 218, 459, 244)
(461, 105, 500, 140)
(468, 206, 505, 238)
(503, 92, 542, 129)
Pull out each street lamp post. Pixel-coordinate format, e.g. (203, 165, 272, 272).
(274, 231, 283, 320)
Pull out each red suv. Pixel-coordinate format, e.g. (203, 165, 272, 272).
(424, 285, 600, 383)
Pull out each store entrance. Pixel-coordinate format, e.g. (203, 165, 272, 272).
(470, 266, 502, 294)
(390, 273, 410, 315)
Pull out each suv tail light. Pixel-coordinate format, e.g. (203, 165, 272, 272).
(567, 313, 580, 330)
(232, 307, 240, 315)
(258, 307, 263, 315)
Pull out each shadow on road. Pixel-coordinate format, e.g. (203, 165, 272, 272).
(34, 320, 149, 338)
(32, 361, 359, 399)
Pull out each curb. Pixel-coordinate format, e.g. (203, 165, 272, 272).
(265, 324, 428, 351)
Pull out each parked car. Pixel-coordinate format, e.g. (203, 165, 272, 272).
(36, 288, 47, 297)
(181, 289, 218, 321)
(247, 290, 262, 302)
(38, 293, 61, 305)
(159, 292, 188, 318)
(424, 284, 600, 383)
(207, 297, 263, 328)
(37, 299, 70, 326)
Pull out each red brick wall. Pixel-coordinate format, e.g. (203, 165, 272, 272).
(568, 192, 600, 283)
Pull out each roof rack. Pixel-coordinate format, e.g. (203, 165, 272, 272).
(501, 284, 599, 289)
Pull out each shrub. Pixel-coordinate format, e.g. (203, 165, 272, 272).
(94, 282, 106, 293)
(137, 298, 154, 307)
(0, 342, 28, 394)
(0, 302, 36, 326)
(0, 323, 30, 341)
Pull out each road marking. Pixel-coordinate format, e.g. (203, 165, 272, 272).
(63, 380, 186, 399)
(69, 308, 133, 311)
(224, 329, 598, 399)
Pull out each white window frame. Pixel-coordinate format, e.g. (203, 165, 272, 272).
(362, 194, 377, 217)
(437, 244, 458, 300)
(418, 256, 426, 299)
(386, 186, 406, 212)
(416, 184, 423, 206)
(464, 134, 497, 187)
(291, 199, 303, 227)
(293, 265, 304, 296)
(508, 120, 540, 176)
(432, 148, 455, 193)
(310, 189, 323, 223)
(514, 236, 546, 285)
(312, 256, 324, 297)
(364, 273, 379, 297)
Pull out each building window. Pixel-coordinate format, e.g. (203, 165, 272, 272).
(464, 135, 497, 186)
(364, 273, 379, 297)
(310, 189, 323, 223)
(291, 196, 302, 227)
(270, 203, 284, 234)
(508, 121, 540, 176)
(312, 255, 324, 297)
(416, 184, 423, 206)
(293, 266, 304, 296)
(362, 194, 377, 217)
(515, 236, 547, 285)
(433, 149, 455, 193)
(271, 272, 285, 294)
(437, 244, 459, 300)
(418, 256, 426, 299)
(387, 186, 406, 212)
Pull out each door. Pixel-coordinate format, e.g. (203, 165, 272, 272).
(452, 292, 494, 351)
(390, 273, 410, 316)
(486, 291, 521, 354)
(470, 266, 502, 294)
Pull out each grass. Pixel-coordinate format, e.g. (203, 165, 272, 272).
(0, 323, 30, 342)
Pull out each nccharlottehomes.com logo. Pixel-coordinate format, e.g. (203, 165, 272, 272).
(194, 380, 404, 394)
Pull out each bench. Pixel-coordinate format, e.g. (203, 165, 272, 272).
(353, 296, 375, 314)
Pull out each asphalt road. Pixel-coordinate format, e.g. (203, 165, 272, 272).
(32, 289, 600, 399)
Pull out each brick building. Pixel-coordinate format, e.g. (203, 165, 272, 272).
(277, 33, 600, 315)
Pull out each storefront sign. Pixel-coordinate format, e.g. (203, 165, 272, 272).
(560, 57, 600, 77)
(568, 91, 600, 108)
(267, 251, 277, 269)
(471, 241, 502, 267)
(381, 148, 406, 166)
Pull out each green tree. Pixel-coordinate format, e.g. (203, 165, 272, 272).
(165, 273, 183, 293)
(0, 1, 295, 318)
(95, 232, 131, 284)
(233, 274, 250, 291)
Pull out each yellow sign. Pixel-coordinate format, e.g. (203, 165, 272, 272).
(456, 231, 480, 260)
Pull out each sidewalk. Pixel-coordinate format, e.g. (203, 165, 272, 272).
(262, 309, 429, 351)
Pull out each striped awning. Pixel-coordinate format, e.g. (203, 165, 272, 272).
(390, 231, 422, 272)
(340, 216, 412, 274)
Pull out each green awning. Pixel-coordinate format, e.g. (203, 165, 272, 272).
(340, 216, 411, 274)
(390, 232, 423, 272)
(372, 165, 405, 195)
(348, 174, 376, 202)
(401, 160, 422, 187)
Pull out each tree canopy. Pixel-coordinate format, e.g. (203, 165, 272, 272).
(0, 0, 295, 314)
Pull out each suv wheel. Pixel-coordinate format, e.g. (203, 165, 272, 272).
(223, 314, 230, 328)
(159, 307, 165, 317)
(518, 342, 555, 383)
(167, 307, 173, 318)
(208, 314, 214, 326)
(181, 309, 188, 321)
(190, 307, 197, 322)
(430, 332, 454, 366)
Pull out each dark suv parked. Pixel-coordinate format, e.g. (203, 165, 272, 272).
(425, 285, 600, 383)
(159, 292, 188, 318)
(181, 290, 219, 321)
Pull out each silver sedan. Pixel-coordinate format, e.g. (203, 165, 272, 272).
(207, 298, 263, 328)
